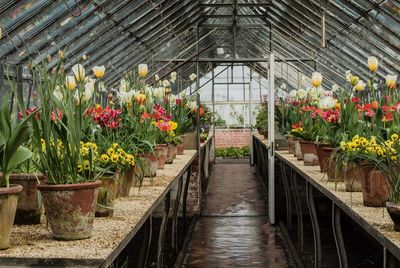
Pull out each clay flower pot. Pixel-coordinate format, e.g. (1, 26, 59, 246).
(386, 202, 400, 231)
(342, 164, 362, 192)
(144, 153, 159, 177)
(293, 139, 303, 160)
(166, 144, 176, 164)
(0, 184, 23, 249)
(9, 173, 45, 225)
(37, 181, 101, 240)
(177, 144, 185, 155)
(286, 136, 295, 154)
(117, 166, 134, 198)
(299, 141, 319, 166)
(155, 144, 167, 169)
(315, 144, 331, 172)
(96, 173, 119, 217)
(360, 166, 389, 207)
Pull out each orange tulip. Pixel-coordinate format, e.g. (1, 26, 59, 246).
(135, 93, 146, 104)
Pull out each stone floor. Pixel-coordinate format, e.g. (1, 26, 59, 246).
(183, 163, 292, 267)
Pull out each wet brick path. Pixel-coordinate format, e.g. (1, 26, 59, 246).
(183, 163, 291, 267)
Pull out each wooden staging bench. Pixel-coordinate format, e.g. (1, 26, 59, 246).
(252, 135, 400, 268)
(0, 137, 214, 268)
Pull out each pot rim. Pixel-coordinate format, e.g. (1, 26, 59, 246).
(0, 184, 23, 195)
(155, 144, 167, 148)
(386, 201, 400, 207)
(9, 173, 46, 180)
(37, 181, 101, 191)
(298, 140, 315, 144)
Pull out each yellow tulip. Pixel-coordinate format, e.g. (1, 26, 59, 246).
(367, 56, 378, 72)
(311, 72, 322, 87)
(92, 65, 105, 78)
(72, 64, 85, 82)
(138, 64, 148, 78)
(353, 80, 366, 92)
(350, 75, 359, 86)
(386, 75, 397, 90)
(65, 76, 76, 91)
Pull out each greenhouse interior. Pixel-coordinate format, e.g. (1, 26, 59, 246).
(0, 0, 400, 267)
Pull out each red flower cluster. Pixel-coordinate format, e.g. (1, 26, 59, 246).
(323, 109, 340, 123)
(88, 105, 122, 129)
(156, 121, 172, 132)
(18, 107, 39, 120)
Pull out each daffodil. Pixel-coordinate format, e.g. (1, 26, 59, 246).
(65, 76, 76, 91)
(353, 80, 366, 92)
(72, 64, 85, 82)
(92, 65, 105, 78)
(190, 73, 197, 81)
(386, 75, 397, 90)
(311, 72, 322, 87)
(367, 56, 378, 72)
(53, 86, 63, 101)
(138, 64, 148, 78)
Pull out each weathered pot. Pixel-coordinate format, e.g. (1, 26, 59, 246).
(0, 184, 23, 249)
(37, 181, 101, 240)
(144, 153, 158, 177)
(299, 141, 319, 166)
(183, 131, 196, 150)
(96, 173, 119, 217)
(286, 136, 295, 154)
(343, 164, 362, 192)
(360, 166, 389, 207)
(173, 145, 178, 159)
(262, 132, 268, 139)
(386, 202, 400, 231)
(9, 173, 45, 224)
(177, 135, 186, 155)
(166, 144, 176, 164)
(315, 144, 331, 172)
(293, 139, 303, 160)
(155, 144, 167, 169)
(117, 166, 134, 198)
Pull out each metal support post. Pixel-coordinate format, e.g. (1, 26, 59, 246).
(211, 63, 216, 163)
(268, 53, 275, 224)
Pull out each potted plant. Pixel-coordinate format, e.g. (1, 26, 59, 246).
(0, 97, 34, 249)
(255, 103, 268, 138)
(31, 61, 104, 240)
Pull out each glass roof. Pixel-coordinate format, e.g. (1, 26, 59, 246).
(0, 0, 398, 89)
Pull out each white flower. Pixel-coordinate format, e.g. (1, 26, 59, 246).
(155, 74, 160, 81)
(280, 83, 287, 90)
(71, 64, 85, 82)
(367, 56, 378, 72)
(311, 72, 323, 87)
(53, 86, 63, 101)
(138, 64, 148, 78)
(118, 91, 136, 104)
(120, 79, 127, 92)
(170, 72, 177, 83)
(331, 84, 339, 92)
(92, 65, 105, 78)
(323, 90, 333, 97)
(296, 89, 307, 99)
(152, 87, 164, 99)
(345, 70, 352, 82)
(353, 80, 366, 92)
(98, 81, 107, 92)
(162, 79, 170, 88)
(386, 74, 398, 89)
(319, 96, 336, 109)
(187, 101, 197, 110)
(288, 90, 297, 99)
(169, 94, 177, 106)
(307, 88, 319, 101)
(190, 73, 197, 81)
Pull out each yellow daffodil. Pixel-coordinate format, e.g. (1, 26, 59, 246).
(311, 72, 322, 88)
(353, 80, 366, 92)
(138, 64, 148, 78)
(65, 76, 76, 91)
(92, 65, 105, 78)
(349, 75, 359, 86)
(72, 64, 85, 82)
(367, 56, 378, 72)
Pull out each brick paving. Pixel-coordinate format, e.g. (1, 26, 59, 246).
(183, 163, 291, 267)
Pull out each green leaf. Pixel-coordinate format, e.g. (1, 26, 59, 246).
(5, 146, 33, 176)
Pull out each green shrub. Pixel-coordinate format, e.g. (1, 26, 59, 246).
(216, 146, 250, 158)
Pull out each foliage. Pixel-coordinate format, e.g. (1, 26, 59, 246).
(255, 103, 267, 133)
(216, 146, 250, 158)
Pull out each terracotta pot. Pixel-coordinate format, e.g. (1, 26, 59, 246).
(286, 137, 295, 154)
(343, 164, 362, 192)
(263, 132, 268, 139)
(173, 145, 178, 159)
(183, 131, 196, 150)
(144, 153, 158, 177)
(117, 166, 134, 198)
(386, 202, 400, 231)
(37, 181, 101, 240)
(177, 144, 185, 155)
(166, 144, 175, 164)
(0, 184, 23, 249)
(9, 173, 45, 225)
(96, 173, 119, 217)
(299, 141, 319, 166)
(316, 144, 331, 172)
(155, 144, 167, 169)
(360, 166, 389, 207)
(293, 139, 303, 160)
